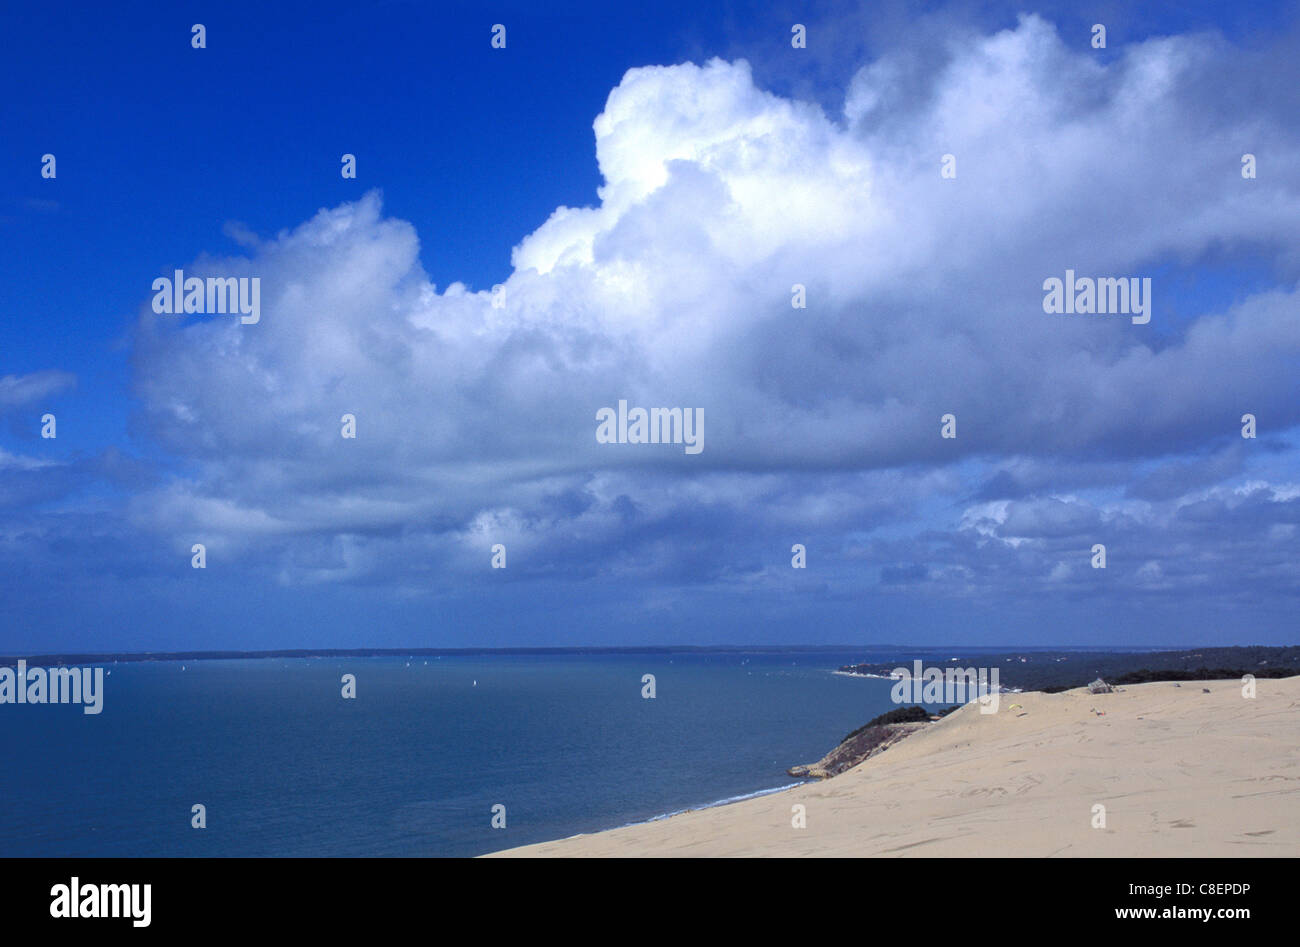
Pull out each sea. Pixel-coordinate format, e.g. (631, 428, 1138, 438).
(1, 649, 966, 857)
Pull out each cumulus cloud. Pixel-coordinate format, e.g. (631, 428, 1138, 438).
(121, 14, 1300, 624)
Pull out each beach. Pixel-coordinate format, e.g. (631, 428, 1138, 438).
(488, 676, 1300, 857)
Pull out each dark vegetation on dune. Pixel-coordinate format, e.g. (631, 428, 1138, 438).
(1041, 665, 1300, 693)
(841, 705, 931, 741)
(839, 703, 960, 743)
(793, 704, 966, 779)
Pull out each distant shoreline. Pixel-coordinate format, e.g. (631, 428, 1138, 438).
(0, 643, 1265, 670)
(0, 645, 922, 668)
(834, 646, 1300, 693)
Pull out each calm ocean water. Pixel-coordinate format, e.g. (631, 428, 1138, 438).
(1, 650, 958, 857)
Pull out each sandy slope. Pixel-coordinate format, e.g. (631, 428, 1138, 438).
(487, 676, 1300, 857)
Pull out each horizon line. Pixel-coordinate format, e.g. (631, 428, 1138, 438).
(2, 643, 1286, 666)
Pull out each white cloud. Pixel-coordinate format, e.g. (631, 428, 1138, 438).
(0, 370, 76, 411)
(126, 15, 1300, 597)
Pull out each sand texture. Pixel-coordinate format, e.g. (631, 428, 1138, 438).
(488, 676, 1300, 857)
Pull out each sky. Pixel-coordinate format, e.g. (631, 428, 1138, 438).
(2, 0, 1299, 652)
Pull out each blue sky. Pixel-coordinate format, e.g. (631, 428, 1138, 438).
(3, 0, 1299, 652)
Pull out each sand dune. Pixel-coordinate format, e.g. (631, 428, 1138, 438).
(488, 676, 1300, 857)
